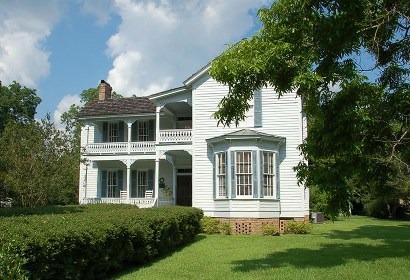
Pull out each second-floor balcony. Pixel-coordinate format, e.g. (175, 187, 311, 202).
(84, 129, 192, 155)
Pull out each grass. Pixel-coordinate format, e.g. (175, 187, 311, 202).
(113, 216, 410, 280)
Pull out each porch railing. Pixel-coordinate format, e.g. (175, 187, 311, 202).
(80, 197, 156, 208)
(159, 129, 192, 143)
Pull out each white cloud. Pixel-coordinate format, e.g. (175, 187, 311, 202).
(106, 0, 270, 96)
(53, 95, 82, 129)
(78, 0, 115, 26)
(0, 0, 61, 87)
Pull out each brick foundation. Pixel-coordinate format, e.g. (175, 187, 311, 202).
(217, 217, 309, 234)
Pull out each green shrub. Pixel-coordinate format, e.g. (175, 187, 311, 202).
(284, 220, 312, 234)
(221, 223, 232, 235)
(260, 224, 279, 236)
(0, 204, 203, 279)
(200, 216, 221, 234)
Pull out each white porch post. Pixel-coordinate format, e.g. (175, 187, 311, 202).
(156, 106, 161, 144)
(173, 165, 177, 205)
(155, 157, 160, 206)
(126, 161, 131, 202)
(127, 121, 132, 154)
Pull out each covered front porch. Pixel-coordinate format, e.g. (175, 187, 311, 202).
(80, 150, 192, 208)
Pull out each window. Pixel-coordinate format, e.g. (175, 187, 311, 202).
(263, 152, 275, 197)
(108, 123, 118, 142)
(216, 153, 226, 197)
(107, 171, 118, 197)
(138, 121, 148, 141)
(236, 151, 252, 196)
(137, 171, 148, 197)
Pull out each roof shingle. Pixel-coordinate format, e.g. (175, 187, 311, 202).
(77, 97, 156, 118)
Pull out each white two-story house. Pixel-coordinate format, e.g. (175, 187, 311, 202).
(78, 63, 309, 233)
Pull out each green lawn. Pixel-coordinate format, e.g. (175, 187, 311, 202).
(113, 216, 410, 280)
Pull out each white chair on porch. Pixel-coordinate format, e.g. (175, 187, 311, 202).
(120, 191, 127, 201)
(144, 190, 153, 198)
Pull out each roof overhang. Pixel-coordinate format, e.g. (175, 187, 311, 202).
(148, 86, 188, 100)
(78, 112, 156, 121)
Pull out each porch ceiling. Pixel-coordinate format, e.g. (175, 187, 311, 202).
(165, 150, 192, 165)
(163, 102, 192, 116)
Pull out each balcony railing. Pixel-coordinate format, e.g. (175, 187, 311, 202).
(159, 129, 192, 143)
(84, 129, 192, 155)
(85, 141, 155, 154)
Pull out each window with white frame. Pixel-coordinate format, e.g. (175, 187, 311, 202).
(138, 121, 148, 141)
(236, 151, 252, 196)
(263, 152, 275, 197)
(108, 122, 119, 142)
(107, 171, 118, 197)
(137, 170, 148, 197)
(216, 152, 226, 197)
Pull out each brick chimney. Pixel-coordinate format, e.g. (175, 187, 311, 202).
(98, 80, 112, 101)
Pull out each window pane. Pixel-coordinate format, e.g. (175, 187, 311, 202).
(263, 152, 275, 197)
(216, 153, 226, 197)
(235, 151, 252, 197)
(137, 170, 148, 197)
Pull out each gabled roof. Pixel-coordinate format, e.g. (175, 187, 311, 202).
(77, 97, 156, 118)
(206, 129, 286, 144)
(183, 63, 211, 86)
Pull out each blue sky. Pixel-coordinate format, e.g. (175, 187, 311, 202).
(0, 0, 270, 127)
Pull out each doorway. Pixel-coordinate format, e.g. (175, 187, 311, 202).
(176, 174, 192, 206)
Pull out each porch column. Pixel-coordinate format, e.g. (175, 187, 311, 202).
(173, 165, 177, 205)
(155, 157, 160, 206)
(127, 121, 132, 154)
(156, 106, 161, 144)
(126, 161, 131, 202)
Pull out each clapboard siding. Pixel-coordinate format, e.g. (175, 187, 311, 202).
(192, 75, 305, 218)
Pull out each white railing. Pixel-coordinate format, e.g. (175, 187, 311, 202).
(85, 141, 155, 154)
(130, 141, 156, 153)
(159, 129, 192, 143)
(85, 142, 128, 154)
(80, 197, 156, 208)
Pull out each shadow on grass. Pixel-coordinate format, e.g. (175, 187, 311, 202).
(231, 224, 410, 272)
(110, 235, 207, 279)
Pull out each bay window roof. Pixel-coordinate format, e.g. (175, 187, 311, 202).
(206, 129, 286, 145)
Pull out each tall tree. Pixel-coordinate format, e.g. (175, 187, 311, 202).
(0, 116, 78, 206)
(209, 0, 409, 218)
(0, 82, 41, 133)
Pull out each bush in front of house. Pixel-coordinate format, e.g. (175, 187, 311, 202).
(0, 204, 203, 280)
(200, 217, 232, 235)
(260, 224, 280, 236)
(284, 220, 312, 234)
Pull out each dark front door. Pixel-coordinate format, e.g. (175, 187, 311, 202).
(177, 175, 192, 206)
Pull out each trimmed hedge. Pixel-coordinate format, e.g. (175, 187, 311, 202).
(0, 205, 203, 279)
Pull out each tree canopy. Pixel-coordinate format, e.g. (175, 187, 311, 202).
(210, 0, 409, 218)
(0, 81, 41, 133)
